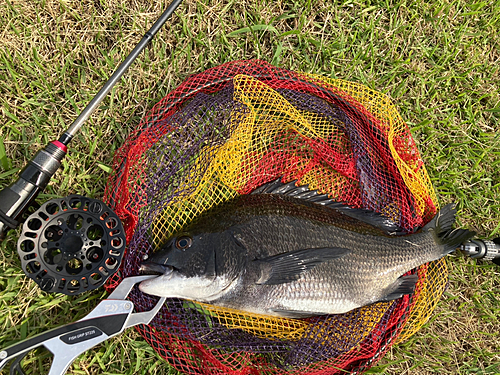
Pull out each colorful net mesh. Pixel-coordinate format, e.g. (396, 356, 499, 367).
(104, 60, 447, 374)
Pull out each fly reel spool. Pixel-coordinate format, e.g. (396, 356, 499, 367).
(17, 195, 126, 295)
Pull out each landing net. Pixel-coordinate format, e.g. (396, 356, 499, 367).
(104, 60, 446, 374)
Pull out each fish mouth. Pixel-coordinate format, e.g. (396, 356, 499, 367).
(139, 262, 174, 276)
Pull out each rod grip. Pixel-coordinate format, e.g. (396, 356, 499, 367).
(0, 142, 67, 239)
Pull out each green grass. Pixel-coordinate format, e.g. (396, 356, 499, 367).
(0, 0, 499, 374)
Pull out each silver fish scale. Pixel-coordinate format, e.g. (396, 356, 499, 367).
(216, 212, 441, 316)
(142, 193, 451, 317)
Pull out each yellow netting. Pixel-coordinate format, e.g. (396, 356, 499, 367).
(108, 61, 448, 373)
(149, 73, 443, 344)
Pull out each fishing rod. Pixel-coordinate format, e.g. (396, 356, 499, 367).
(0, 0, 183, 242)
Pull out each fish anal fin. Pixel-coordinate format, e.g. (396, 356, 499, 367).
(379, 274, 419, 302)
(255, 247, 350, 285)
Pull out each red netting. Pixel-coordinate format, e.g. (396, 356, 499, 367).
(103, 60, 444, 374)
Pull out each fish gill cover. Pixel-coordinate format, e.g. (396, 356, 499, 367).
(103, 60, 447, 374)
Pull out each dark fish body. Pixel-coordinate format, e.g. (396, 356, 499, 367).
(139, 181, 475, 318)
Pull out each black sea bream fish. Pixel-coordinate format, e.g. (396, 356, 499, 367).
(139, 180, 475, 318)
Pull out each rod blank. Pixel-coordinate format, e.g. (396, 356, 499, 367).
(61, 0, 183, 144)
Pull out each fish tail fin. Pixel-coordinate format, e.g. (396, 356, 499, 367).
(423, 203, 476, 254)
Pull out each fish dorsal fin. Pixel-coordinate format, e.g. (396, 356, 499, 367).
(255, 247, 351, 285)
(252, 179, 405, 235)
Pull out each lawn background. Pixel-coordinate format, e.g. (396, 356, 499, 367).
(0, 0, 499, 373)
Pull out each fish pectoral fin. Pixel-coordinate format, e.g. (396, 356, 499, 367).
(378, 274, 419, 302)
(255, 247, 351, 285)
(270, 308, 325, 318)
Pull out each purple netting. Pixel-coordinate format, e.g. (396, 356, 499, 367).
(104, 60, 437, 375)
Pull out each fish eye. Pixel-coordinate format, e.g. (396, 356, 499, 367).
(175, 236, 193, 250)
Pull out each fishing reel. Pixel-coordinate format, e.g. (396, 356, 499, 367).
(17, 195, 126, 295)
